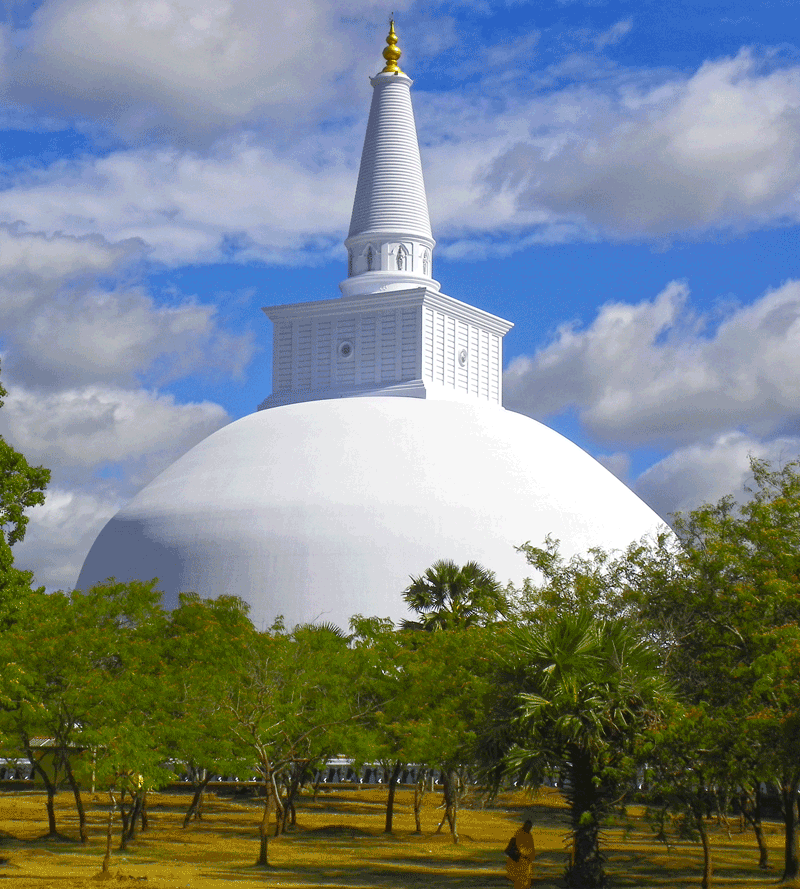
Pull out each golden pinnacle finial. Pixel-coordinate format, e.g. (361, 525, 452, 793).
(381, 18, 403, 74)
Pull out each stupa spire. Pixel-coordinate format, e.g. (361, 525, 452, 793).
(340, 21, 438, 298)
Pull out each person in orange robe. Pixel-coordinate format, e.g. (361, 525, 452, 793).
(505, 819, 535, 889)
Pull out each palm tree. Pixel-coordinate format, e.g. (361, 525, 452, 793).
(401, 559, 508, 631)
(484, 609, 671, 888)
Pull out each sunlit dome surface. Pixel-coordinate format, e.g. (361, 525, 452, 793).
(77, 397, 663, 630)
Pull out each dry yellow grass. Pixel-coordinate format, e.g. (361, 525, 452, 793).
(0, 785, 789, 888)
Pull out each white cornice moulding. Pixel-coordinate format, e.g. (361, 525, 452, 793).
(263, 288, 513, 338)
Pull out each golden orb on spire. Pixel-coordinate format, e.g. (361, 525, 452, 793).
(381, 19, 404, 74)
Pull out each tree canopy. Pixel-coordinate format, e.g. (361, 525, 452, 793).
(402, 559, 507, 631)
(0, 365, 50, 682)
(483, 608, 671, 887)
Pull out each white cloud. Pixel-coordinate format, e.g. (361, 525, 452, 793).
(0, 381, 229, 590)
(504, 279, 800, 448)
(633, 432, 800, 521)
(0, 225, 134, 318)
(593, 19, 632, 52)
(4, 0, 418, 142)
(0, 39, 797, 262)
(11, 487, 123, 591)
(0, 384, 228, 475)
(0, 226, 254, 386)
(0, 224, 239, 593)
(15, 287, 253, 388)
(489, 51, 800, 237)
(0, 140, 357, 265)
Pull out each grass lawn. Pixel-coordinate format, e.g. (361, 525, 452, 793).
(0, 785, 790, 888)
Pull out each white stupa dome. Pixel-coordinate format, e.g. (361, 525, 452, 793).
(77, 397, 662, 630)
(76, 24, 665, 629)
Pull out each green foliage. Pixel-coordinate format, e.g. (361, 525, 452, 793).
(225, 621, 369, 864)
(0, 579, 170, 840)
(162, 593, 256, 779)
(0, 371, 50, 548)
(402, 559, 507, 631)
(633, 457, 800, 883)
(0, 366, 50, 624)
(484, 608, 671, 887)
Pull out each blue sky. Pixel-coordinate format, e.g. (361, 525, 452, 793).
(1, 0, 799, 590)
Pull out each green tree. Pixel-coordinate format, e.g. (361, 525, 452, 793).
(0, 366, 50, 625)
(483, 609, 671, 888)
(398, 561, 508, 842)
(161, 593, 256, 827)
(75, 581, 172, 871)
(350, 615, 496, 842)
(348, 615, 412, 835)
(634, 458, 800, 883)
(0, 587, 85, 839)
(0, 579, 168, 847)
(226, 621, 368, 866)
(406, 624, 497, 844)
(402, 559, 507, 631)
(646, 703, 741, 889)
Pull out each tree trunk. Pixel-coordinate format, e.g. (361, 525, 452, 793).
(256, 767, 273, 867)
(279, 765, 306, 834)
(63, 756, 88, 843)
(740, 784, 770, 869)
(780, 780, 800, 882)
(125, 791, 146, 842)
(26, 747, 59, 837)
(413, 769, 428, 833)
(272, 775, 285, 838)
(102, 793, 115, 874)
(183, 772, 211, 827)
(119, 789, 130, 851)
(384, 761, 403, 834)
(566, 749, 604, 888)
(715, 787, 731, 838)
(695, 809, 713, 889)
(446, 769, 459, 845)
(312, 769, 324, 802)
(754, 818, 770, 870)
(45, 783, 57, 837)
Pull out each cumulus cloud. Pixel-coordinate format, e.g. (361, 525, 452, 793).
(489, 50, 800, 238)
(0, 225, 135, 317)
(0, 140, 357, 265)
(633, 432, 800, 521)
(0, 34, 798, 261)
(504, 279, 800, 448)
(0, 384, 228, 475)
(0, 226, 254, 385)
(11, 487, 123, 591)
(5, 0, 409, 142)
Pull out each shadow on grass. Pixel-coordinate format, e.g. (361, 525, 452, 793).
(204, 860, 517, 888)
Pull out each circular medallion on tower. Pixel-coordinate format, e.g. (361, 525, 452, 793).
(458, 348, 468, 367)
(338, 340, 354, 360)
